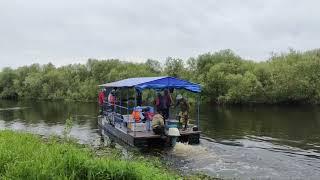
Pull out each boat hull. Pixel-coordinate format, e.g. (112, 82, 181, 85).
(98, 116, 200, 148)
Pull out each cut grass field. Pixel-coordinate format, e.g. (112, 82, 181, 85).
(0, 130, 180, 180)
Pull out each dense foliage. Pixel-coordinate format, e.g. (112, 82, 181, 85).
(1, 49, 320, 104)
(0, 59, 159, 101)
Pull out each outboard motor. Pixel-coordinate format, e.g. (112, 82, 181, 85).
(167, 128, 180, 147)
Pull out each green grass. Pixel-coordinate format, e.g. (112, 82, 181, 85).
(0, 130, 180, 180)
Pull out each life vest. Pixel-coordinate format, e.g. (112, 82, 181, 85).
(132, 110, 141, 123)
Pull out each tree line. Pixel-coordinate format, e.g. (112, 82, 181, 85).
(1, 49, 320, 104)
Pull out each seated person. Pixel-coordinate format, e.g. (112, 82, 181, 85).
(131, 106, 143, 123)
(141, 107, 154, 122)
(144, 110, 154, 122)
(152, 111, 165, 135)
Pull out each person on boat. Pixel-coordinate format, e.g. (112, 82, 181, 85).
(175, 94, 190, 131)
(131, 106, 143, 123)
(152, 111, 165, 136)
(143, 107, 154, 122)
(162, 89, 172, 119)
(136, 91, 142, 106)
(98, 88, 106, 115)
(108, 89, 117, 111)
(154, 92, 163, 112)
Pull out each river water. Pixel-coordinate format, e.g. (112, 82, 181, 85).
(1, 100, 320, 179)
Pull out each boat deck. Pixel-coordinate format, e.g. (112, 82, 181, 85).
(115, 123, 200, 139)
(99, 116, 201, 147)
(127, 127, 200, 139)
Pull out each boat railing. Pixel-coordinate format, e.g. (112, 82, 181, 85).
(105, 103, 155, 137)
(105, 102, 131, 110)
(105, 103, 139, 136)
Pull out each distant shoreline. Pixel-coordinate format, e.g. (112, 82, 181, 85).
(1, 49, 320, 105)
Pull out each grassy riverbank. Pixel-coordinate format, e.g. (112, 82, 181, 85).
(0, 130, 182, 179)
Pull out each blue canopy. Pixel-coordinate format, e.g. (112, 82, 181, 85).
(99, 76, 201, 93)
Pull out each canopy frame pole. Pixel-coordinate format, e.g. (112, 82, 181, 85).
(119, 88, 122, 128)
(197, 94, 200, 130)
(134, 89, 137, 107)
(127, 88, 129, 115)
(134, 89, 137, 137)
(127, 88, 129, 133)
(119, 88, 122, 115)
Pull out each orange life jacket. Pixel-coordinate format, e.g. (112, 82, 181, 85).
(132, 110, 141, 123)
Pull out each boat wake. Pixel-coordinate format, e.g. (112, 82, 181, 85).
(168, 137, 320, 179)
(172, 142, 210, 157)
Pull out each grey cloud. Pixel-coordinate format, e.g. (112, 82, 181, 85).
(0, 0, 319, 69)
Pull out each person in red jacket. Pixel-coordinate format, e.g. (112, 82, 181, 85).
(98, 89, 106, 115)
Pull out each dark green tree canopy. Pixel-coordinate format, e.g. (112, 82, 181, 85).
(1, 49, 320, 104)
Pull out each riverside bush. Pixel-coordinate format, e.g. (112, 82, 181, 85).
(1, 49, 320, 104)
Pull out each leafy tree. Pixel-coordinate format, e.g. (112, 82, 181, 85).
(164, 57, 185, 78)
(0, 68, 18, 99)
(0, 49, 320, 104)
(145, 59, 162, 74)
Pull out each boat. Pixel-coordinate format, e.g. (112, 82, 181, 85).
(97, 76, 201, 148)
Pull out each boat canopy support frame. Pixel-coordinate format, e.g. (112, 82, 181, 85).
(100, 76, 202, 133)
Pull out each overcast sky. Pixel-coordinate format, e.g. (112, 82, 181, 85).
(0, 0, 319, 69)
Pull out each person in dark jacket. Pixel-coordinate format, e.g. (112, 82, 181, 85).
(161, 89, 172, 119)
(154, 92, 162, 112)
(136, 91, 142, 106)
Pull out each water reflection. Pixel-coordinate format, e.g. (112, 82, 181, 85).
(199, 105, 320, 150)
(0, 100, 98, 126)
(0, 100, 100, 144)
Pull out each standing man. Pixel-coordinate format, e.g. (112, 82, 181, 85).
(108, 89, 117, 111)
(175, 94, 190, 130)
(154, 92, 162, 112)
(98, 89, 106, 115)
(136, 91, 142, 106)
(162, 89, 172, 119)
